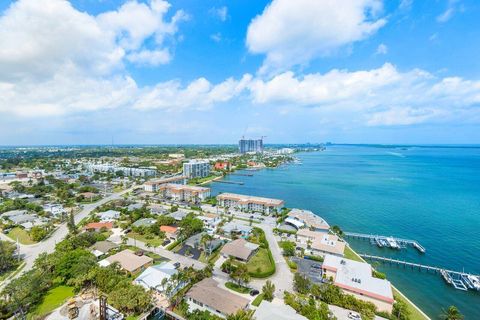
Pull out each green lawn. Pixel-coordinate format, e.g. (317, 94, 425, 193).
(344, 245, 363, 262)
(127, 231, 165, 247)
(29, 286, 75, 318)
(6, 227, 35, 245)
(225, 281, 250, 294)
(252, 293, 264, 307)
(245, 248, 274, 275)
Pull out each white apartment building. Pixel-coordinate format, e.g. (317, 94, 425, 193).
(183, 160, 211, 179)
(86, 162, 156, 177)
(144, 175, 186, 192)
(159, 184, 210, 202)
(322, 255, 394, 313)
(216, 192, 284, 214)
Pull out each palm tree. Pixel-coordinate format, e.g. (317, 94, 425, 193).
(262, 280, 275, 301)
(226, 309, 254, 320)
(200, 234, 214, 256)
(441, 306, 464, 320)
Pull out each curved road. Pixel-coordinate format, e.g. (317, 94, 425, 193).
(0, 186, 138, 289)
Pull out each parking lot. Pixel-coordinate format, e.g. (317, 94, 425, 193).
(292, 257, 324, 284)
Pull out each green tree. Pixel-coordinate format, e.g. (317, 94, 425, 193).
(280, 241, 296, 256)
(230, 263, 250, 286)
(67, 210, 77, 234)
(392, 299, 410, 320)
(440, 306, 464, 320)
(0, 240, 18, 274)
(29, 225, 48, 242)
(226, 309, 254, 320)
(330, 225, 343, 237)
(294, 273, 311, 294)
(108, 282, 152, 315)
(262, 280, 275, 302)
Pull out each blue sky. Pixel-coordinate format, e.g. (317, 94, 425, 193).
(0, 0, 479, 145)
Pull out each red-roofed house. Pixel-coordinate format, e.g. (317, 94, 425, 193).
(160, 225, 179, 241)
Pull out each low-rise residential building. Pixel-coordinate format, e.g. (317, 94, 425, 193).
(160, 225, 179, 241)
(255, 300, 307, 320)
(169, 210, 189, 221)
(296, 229, 345, 257)
(84, 221, 114, 232)
(132, 218, 157, 228)
(221, 221, 253, 237)
(214, 161, 231, 171)
(159, 184, 210, 202)
(90, 241, 118, 258)
(97, 210, 121, 222)
(287, 209, 329, 232)
(217, 193, 284, 214)
(43, 204, 66, 217)
(144, 176, 186, 192)
(99, 249, 153, 274)
(183, 160, 211, 179)
(185, 278, 249, 318)
(134, 262, 183, 296)
(198, 215, 222, 234)
(221, 238, 259, 262)
(322, 255, 394, 313)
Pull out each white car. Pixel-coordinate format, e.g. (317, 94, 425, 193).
(348, 312, 361, 320)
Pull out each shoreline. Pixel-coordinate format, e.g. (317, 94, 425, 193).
(208, 160, 431, 320)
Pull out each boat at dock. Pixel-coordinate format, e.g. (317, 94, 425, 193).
(386, 237, 400, 249)
(465, 275, 480, 290)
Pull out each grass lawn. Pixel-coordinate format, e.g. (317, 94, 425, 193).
(225, 281, 250, 294)
(252, 293, 264, 307)
(245, 248, 274, 275)
(344, 245, 363, 262)
(6, 227, 35, 245)
(127, 231, 165, 247)
(29, 286, 75, 318)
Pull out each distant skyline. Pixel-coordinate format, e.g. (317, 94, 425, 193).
(1, 0, 480, 145)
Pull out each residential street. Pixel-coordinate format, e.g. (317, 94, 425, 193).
(0, 186, 137, 289)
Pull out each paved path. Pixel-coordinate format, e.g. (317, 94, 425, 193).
(0, 186, 137, 289)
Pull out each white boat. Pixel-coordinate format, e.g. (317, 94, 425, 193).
(386, 237, 399, 249)
(467, 275, 480, 290)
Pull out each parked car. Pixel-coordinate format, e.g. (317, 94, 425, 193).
(249, 289, 259, 296)
(348, 312, 361, 320)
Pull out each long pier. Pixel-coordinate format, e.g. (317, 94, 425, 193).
(230, 173, 253, 177)
(211, 180, 244, 185)
(344, 232, 426, 253)
(360, 254, 480, 291)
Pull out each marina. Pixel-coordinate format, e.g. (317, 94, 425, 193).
(344, 232, 426, 253)
(360, 254, 480, 292)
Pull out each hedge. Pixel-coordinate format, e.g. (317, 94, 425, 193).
(166, 240, 181, 251)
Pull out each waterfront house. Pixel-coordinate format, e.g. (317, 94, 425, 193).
(185, 278, 249, 319)
(220, 238, 259, 262)
(287, 209, 329, 232)
(322, 255, 394, 313)
(296, 229, 345, 257)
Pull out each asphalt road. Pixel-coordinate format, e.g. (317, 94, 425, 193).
(0, 186, 137, 289)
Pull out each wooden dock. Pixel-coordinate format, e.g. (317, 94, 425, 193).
(230, 173, 253, 177)
(359, 254, 480, 291)
(344, 232, 426, 253)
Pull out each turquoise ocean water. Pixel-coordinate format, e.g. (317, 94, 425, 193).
(207, 145, 480, 319)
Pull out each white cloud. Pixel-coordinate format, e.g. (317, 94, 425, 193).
(376, 43, 388, 55)
(127, 49, 171, 66)
(246, 0, 386, 72)
(247, 63, 480, 126)
(0, 0, 186, 116)
(210, 6, 228, 22)
(437, 0, 461, 23)
(133, 74, 252, 111)
(210, 33, 222, 42)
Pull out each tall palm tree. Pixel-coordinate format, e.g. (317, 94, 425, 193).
(226, 309, 254, 320)
(441, 306, 464, 320)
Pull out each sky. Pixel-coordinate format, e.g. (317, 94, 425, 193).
(0, 0, 479, 145)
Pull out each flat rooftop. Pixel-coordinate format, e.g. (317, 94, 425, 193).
(217, 192, 284, 206)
